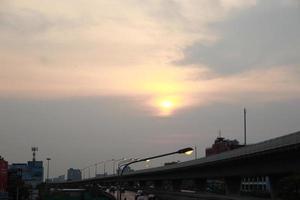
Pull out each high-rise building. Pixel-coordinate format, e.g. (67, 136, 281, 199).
(9, 148, 43, 188)
(67, 168, 81, 181)
(27, 161, 43, 187)
(9, 161, 43, 189)
(0, 156, 8, 199)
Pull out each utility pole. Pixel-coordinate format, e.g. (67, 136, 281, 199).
(194, 146, 197, 159)
(113, 160, 115, 175)
(95, 164, 97, 177)
(104, 163, 106, 176)
(244, 108, 247, 145)
(46, 158, 51, 182)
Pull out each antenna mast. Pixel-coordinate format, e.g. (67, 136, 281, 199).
(32, 147, 38, 162)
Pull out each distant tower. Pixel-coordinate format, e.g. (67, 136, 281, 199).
(32, 147, 38, 162)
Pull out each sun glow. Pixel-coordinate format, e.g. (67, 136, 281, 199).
(151, 96, 181, 117)
(160, 100, 174, 109)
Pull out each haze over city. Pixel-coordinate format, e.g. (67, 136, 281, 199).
(0, 0, 299, 178)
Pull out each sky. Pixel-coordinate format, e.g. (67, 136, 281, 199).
(0, 0, 300, 178)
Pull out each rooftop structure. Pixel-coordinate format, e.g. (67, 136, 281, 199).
(205, 137, 243, 156)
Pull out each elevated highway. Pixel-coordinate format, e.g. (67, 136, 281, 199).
(49, 131, 300, 199)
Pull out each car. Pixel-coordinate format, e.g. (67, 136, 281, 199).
(120, 187, 125, 193)
(135, 190, 144, 200)
(148, 194, 157, 200)
(109, 186, 116, 193)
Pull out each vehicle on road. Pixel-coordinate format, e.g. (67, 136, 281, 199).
(135, 190, 144, 200)
(148, 194, 157, 200)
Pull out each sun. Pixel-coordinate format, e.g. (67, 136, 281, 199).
(153, 97, 179, 117)
(160, 100, 174, 109)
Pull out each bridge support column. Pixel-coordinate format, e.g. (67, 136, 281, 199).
(128, 181, 134, 189)
(225, 176, 241, 195)
(171, 179, 182, 192)
(269, 175, 283, 200)
(194, 178, 207, 192)
(139, 180, 146, 189)
(154, 180, 162, 190)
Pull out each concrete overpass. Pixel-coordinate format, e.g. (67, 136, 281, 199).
(49, 131, 300, 199)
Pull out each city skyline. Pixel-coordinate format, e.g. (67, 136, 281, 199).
(0, 0, 299, 177)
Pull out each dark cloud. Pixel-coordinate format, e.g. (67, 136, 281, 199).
(176, 0, 300, 74)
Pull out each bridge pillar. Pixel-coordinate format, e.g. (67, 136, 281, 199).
(128, 181, 134, 189)
(162, 180, 172, 191)
(194, 178, 207, 192)
(171, 179, 182, 191)
(154, 180, 163, 190)
(225, 176, 241, 195)
(269, 175, 283, 200)
(139, 180, 146, 189)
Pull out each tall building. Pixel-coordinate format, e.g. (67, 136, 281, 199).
(27, 161, 43, 187)
(0, 156, 8, 200)
(9, 148, 43, 188)
(9, 161, 43, 189)
(9, 164, 30, 181)
(205, 136, 243, 156)
(67, 168, 81, 181)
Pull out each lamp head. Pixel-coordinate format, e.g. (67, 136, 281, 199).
(177, 147, 193, 155)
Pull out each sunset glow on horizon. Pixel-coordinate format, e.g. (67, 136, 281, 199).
(0, 0, 299, 118)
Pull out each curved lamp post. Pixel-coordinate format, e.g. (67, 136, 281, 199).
(117, 147, 193, 200)
(112, 158, 126, 175)
(81, 165, 92, 180)
(117, 158, 139, 175)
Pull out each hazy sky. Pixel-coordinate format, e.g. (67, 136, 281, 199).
(0, 0, 300, 178)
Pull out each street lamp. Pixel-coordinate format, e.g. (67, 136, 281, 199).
(81, 167, 89, 180)
(95, 163, 97, 177)
(46, 158, 51, 183)
(81, 166, 90, 179)
(81, 168, 85, 180)
(117, 158, 138, 175)
(117, 147, 193, 200)
(94, 159, 114, 177)
(113, 158, 125, 175)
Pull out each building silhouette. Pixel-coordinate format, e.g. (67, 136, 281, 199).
(67, 168, 81, 181)
(205, 136, 243, 156)
(0, 156, 8, 199)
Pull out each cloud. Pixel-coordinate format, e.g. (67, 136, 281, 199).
(0, 0, 299, 116)
(195, 66, 300, 104)
(177, 0, 300, 74)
